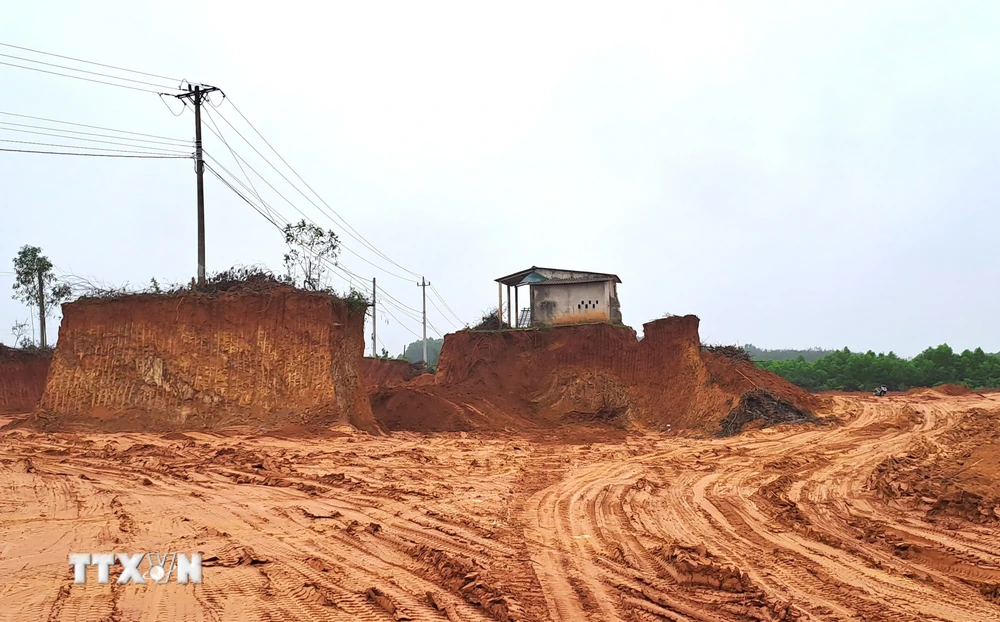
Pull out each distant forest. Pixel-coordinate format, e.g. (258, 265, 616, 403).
(754, 345, 1000, 392)
(398, 337, 444, 369)
(743, 345, 836, 363)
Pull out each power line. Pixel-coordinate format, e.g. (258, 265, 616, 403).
(205, 159, 372, 295)
(0, 126, 193, 154)
(0, 59, 166, 94)
(207, 159, 430, 340)
(0, 110, 191, 144)
(376, 284, 423, 316)
(0, 147, 187, 159)
(0, 51, 180, 91)
(210, 99, 465, 319)
(0, 138, 190, 156)
(0, 120, 191, 148)
(217, 100, 424, 278)
(0, 41, 181, 82)
(430, 283, 465, 326)
(427, 294, 460, 331)
(200, 115, 414, 282)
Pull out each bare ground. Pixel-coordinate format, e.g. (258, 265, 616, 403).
(2, 391, 1000, 621)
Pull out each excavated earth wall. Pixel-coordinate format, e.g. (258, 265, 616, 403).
(0, 346, 51, 414)
(26, 288, 376, 432)
(359, 358, 424, 394)
(371, 315, 819, 433)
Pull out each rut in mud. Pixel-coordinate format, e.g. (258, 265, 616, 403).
(2, 390, 1000, 620)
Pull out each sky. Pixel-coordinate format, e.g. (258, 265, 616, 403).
(1, 1, 999, 358)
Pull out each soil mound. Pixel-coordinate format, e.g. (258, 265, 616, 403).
(359, 358, 424, 393)
(0, 346, 52, 414)
(372, 315, 818, 434)
(934, 383, 973, 396)
(18, 286, 376, 433)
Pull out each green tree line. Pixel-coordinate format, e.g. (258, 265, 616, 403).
(755, 345, 1000, 392)
(744, 344, 836, 363)
(399, 337, 444, 369)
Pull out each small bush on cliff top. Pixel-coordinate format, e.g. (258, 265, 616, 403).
(67, 265, 370, 310)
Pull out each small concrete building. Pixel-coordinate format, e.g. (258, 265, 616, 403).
(495, 266, 622, 328)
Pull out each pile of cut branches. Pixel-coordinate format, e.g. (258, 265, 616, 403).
(703, 344, 753, 363)
(717, 388, 816, 437)
(471, 307, 509, 331)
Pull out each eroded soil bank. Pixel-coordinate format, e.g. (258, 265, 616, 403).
(20, 287, 376, 433)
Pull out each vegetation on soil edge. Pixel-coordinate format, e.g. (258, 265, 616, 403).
(754, 344, 1000, 392)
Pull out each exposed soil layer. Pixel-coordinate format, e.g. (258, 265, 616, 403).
(373, 315, 819, 433)
(18, 287, 376, 432)
(0, 346, 51, 414)
(2, 392, 1000, 620)
(359, 357, 424, 393)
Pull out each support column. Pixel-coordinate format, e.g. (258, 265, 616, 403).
(514, 286, 519, 327)
(506, 285, 512, 328)
(497, 282, 503, 328)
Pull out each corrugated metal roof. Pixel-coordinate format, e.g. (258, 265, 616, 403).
(495, 266, 622, 286)
(529, 277, 618, 286)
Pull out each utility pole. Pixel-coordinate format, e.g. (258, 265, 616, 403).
(37, 267, 46, 349)
(371, 277, 377, 357)
(173, 84, 220, 287)
(417, 278, 429, 363)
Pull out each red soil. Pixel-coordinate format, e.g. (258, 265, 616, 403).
(0, 346, 51, 414)
(22, 287, 376, 432)
(359, 358, 423, 393)
(371, 315, 818, 433)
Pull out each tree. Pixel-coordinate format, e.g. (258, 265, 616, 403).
(402, 337, 444, 368)
(282, 220, 340, 291)
(11, 245, 71, 348)
(10, 319, 32, 349)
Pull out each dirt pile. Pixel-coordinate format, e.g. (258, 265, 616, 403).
(21, 286, 376, 432)
(0, 346, 52, 414)
(867, 403, 1000, 525)
(372, 315, 818, 433)
(359, 357, 425, 393)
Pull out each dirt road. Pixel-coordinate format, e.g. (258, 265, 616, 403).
(2, 391, 999, 621)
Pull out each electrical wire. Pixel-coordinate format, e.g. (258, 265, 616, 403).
(0, 51, 181, 91)
(0, 41, 181, 82)
(0, 120, 190, 148)
(205, 159, 372, 295)
(202, 103, 451, 338)
(0, 138, 189, 156)
(206, 164, 433, 348)
(0, 146, 190, 159)
(210, 99, 465, 321)
(200, 114, 414, 282)
(203, 154, 290, 234)
(430, 283, 465, 326)
(0, 110, 191, 143)
(216, 100, 424, 278)
(207, 160, 434, 338)
(378, 303, 424, 339)
(0, 126, 193, 153)
(0, 60, 165, 94)
(427, 295, 460, 330)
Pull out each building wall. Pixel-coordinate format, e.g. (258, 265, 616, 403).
(530, 281, 611, 326)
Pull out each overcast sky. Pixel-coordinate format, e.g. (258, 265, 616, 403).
(1, 1, 998, 358)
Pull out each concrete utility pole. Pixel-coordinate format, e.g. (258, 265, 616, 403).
(371, 277, 376, 357)
(37, 267, 46, 349)
(417, 277, 429, 363)
(173, 84, 221, 287)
